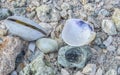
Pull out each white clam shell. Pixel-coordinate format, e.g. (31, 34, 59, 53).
(62, 19, 96, 46)
(4, 16, 48, 41)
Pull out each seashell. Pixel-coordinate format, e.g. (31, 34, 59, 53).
(4, 16, 48, 41)
(58, 46, 92, 68)
(62, 19, 96, 46)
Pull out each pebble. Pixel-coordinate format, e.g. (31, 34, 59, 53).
(61, 2, 71, 11)
(117, 67, 120, 75)
(61, 69, 70, 75)
(98, 9, 110, 17)
(0, 38, 3, 44)
(0, 36, 23, 75)
(10, 71, 17, 75)
(103, 36, 113, 46)
(84, 3, 95, 11)
(60, 10, 68, 19)
(14, 8, 26, 15)
(107, 45, 116, 52)
(0, 29, 7, 36)
(36, 38, 58, 53)
(58, 46, 92, 68)
(50, 9, 60, 22)
(117, 47, 120, 55)
(95, 68, 103, 75)
(75, 71, 84, 75)
(102, 19, 117, 35)
(112, 8, 120, 31)
(36, 4, 51, 22)
(105, 69, 117, 75)
(0, 8, 12, 20)
(19, 52, 55, 75)
(82, 64, 97, 75)
(28, 42, 36, 53)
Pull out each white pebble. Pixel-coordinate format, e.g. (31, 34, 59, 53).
(36, 38, 58, 53)
(82, 64, 96, 75)
(102, 19, 117, 35)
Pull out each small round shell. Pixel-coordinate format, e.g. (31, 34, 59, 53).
(62, 19, 96, 46)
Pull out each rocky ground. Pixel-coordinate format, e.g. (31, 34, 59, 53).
(0, 0, 120, 75)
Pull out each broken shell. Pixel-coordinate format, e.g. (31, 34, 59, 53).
(58, 46, 92, 68)
(4, 16, 48, 41)
(62, 19, 96, 46)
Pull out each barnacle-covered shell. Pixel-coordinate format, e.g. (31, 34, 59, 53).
(4, 16, 48, 41)
(62, 19, 96, 46)
(58, 46, 92, 68)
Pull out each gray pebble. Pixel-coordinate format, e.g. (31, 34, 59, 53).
(99, 9, 110, 17)
(0, 8, 12, 20)
(103, 36, 113, 46)
(105, 69, 117, 75)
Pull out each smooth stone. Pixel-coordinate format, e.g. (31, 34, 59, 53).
(58, 46, 92, 68)
(36, 38, 58, 53)
(102, 19, 117, 35)
(105, 69, 117, 75)
(112, 8, 120, 31)
(82, 64, 97, 75)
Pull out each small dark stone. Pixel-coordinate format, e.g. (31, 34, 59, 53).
(98, 44, 107, 49)
(65, 48, 82, 63)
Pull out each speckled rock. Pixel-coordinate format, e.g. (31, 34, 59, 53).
(0, 36, 23, 75)
(105, 69, 117, 75)
(95, 68, 103, 75)
(19, 52, 55, 75)
(112, 8, 120, 31)
(36, 4, 51, 22)
(82, 64, 97, 75)
(102, 19, 117, 35)
(36, 4, 60, 22)
(0, 8, 12, 20)
(36, 38, 58, 53)
(58, 46, 92, 68)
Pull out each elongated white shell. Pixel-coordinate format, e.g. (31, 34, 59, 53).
(62, 19, 96, 46)
(4, 16, 48, 41)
